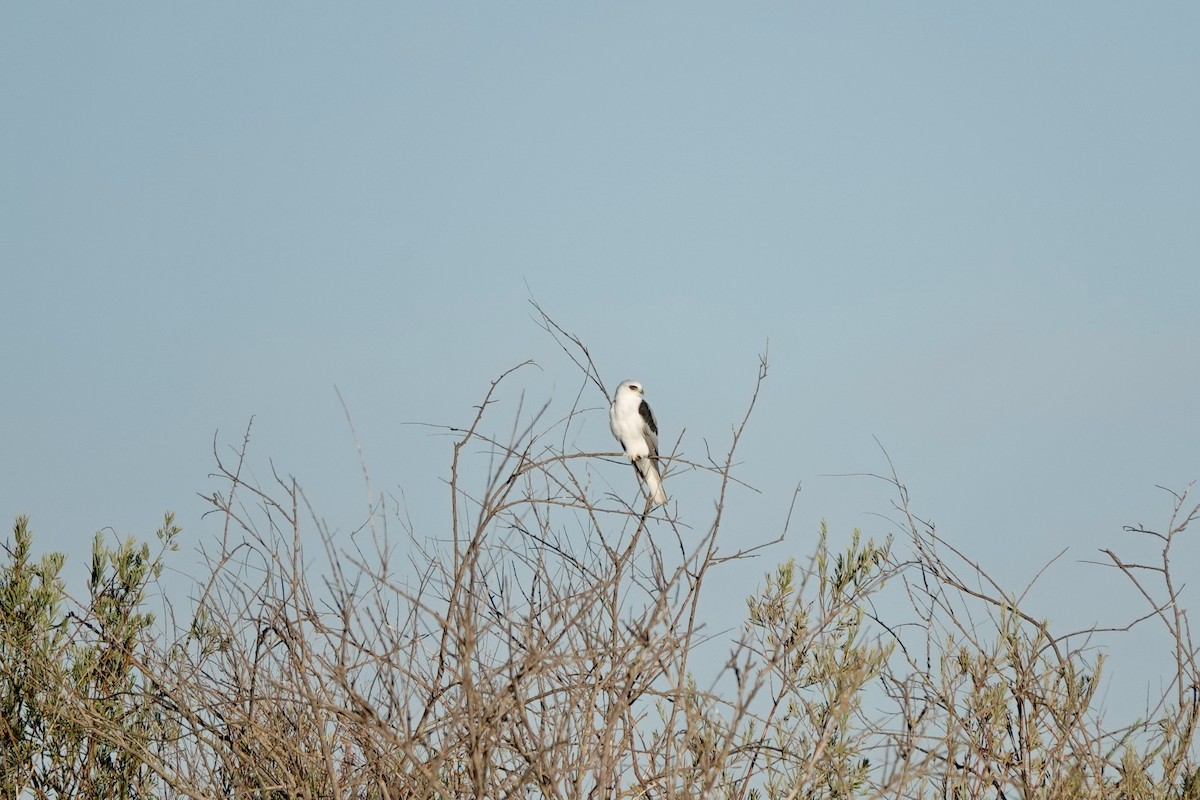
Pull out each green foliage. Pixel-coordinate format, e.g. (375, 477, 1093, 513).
(0, 515, 180, 800)
(1, 516, 66, 795)
(743, 525, 893, 799)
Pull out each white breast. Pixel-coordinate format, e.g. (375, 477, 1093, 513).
(610, 399, 650, 460)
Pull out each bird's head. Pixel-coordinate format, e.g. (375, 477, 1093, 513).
(617, 379, 644, 399)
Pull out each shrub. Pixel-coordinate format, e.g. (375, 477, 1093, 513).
(2, 315, 1196, 799)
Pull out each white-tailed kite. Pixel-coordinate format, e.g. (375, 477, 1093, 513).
(609, 379, 667, 507)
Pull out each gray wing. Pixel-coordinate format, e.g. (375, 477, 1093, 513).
(638, 399, 660, 458)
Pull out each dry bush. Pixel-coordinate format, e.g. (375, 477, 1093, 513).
(2, 312, 1197, 800)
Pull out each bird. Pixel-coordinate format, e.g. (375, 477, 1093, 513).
(609, 379, 668, 507)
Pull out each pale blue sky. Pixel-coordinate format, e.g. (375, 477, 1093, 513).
(3, 5, 1198, 708)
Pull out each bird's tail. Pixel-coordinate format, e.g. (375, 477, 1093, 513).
(637, 457, 668, 507)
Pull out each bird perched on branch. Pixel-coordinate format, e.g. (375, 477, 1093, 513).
(609, 379, 667, 507)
